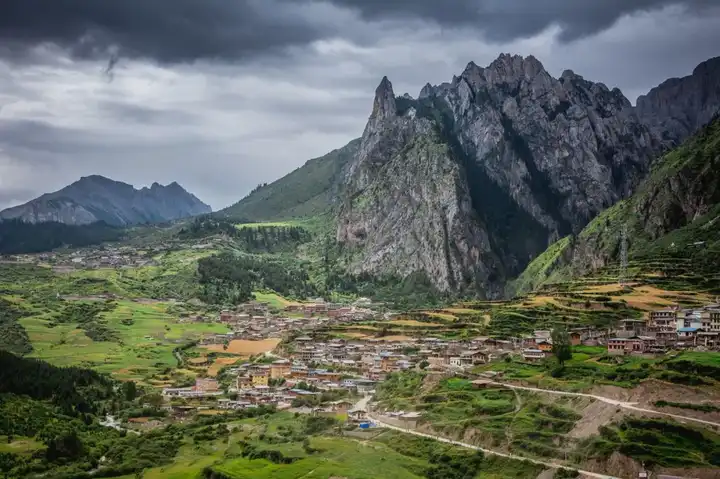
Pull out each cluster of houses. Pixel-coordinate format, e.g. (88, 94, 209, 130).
(198, 299, 381, 343)
(224, 360, 377, 410)
(2, 240, 219, 273)
(161, 378, 224, 399)
(290, 335, 515, 375)
(607, 303, 720, 355)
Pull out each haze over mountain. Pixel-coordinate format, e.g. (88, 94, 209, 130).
(0, 175, 211, 226)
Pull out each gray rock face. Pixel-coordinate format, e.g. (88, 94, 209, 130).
(336, 53, 719, 295)
(0, 175, 211, 226)
(337, 78, 502, 295)
(440, 54, 657, 233)
(636, 56, 720, 144)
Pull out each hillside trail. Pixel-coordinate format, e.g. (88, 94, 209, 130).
(489, 382, 720, 429)
(367, 413, 621, 479)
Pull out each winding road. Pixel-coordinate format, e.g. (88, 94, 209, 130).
(364, 381, 720, 479)
(489, 382, 720, 429)
(367, 413, 620, 479)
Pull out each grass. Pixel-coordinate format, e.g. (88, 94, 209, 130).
(122, 412, 429, 479)
(424, 312, 459, 321)
(582, 418, 720, 468)
(211, 436, 426, 479)
(0, 436, 44, 455)
(219, 139, 359, 222)
(252, 291, 301, 309)
(236, 222, 298, 229)
(377, 372, 584, 459)
(20, 299, 228, 381)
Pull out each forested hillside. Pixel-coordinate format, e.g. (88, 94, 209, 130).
(0, 220, 123, 254)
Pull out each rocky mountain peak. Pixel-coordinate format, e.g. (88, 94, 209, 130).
(692, 56, 720, 77)
(334, 53, 720, 296)
(419, 82, 434, 99)
(482, 53, 546, 86)
(0, 176, 210, 226)
(635, 56, 720, 144)
(371, 76, 396, 119)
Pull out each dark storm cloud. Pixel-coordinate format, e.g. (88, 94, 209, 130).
(1, 0, 712, 65)
(322, 0, 711, 41)
(0, 0, 323, 63)
(97, 102, 198, 126)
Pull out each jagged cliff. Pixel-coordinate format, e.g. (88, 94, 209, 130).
(337, 54, 664, 294)
(512, 116, 720, 295)
(636, 56, 720, 144)
(207, 53, 720, 297)
(0, 175, 211, 226)
(337, 78, 502, 295)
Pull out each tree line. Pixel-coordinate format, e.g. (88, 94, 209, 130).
(178, 217, 311, 253)
(197, 252, 318, 305)
(0, 219, 122, 254)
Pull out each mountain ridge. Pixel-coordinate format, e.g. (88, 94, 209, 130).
(336, 53, 666, 294)
(220, 139, 360, 222)
(0, 175, 211, 226)
(209, 53, 720, 296)
(512, 114, 720, 296)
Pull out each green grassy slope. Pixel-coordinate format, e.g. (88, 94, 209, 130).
(514, 116, 720, 295)
(220, 139, 360, 222)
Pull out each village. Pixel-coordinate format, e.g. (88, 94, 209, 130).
(157, 299, 720, 422)
(0, 240, 217, 272)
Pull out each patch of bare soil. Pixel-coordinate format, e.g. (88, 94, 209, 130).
(535, 469, 555, 479)
(569, 399, 626, 440)
(582, 451, 643, 479)
(420, 372, 444, 394)
(591, 379, 720, 405)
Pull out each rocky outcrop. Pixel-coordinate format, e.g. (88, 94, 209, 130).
(337, 78, 502, 295)
(636, 56, 720, 145)
(436, 54, 658, 233)
(0, 175, 211, 226)
(337, 54, 664, 294)
(513, 115, 720, 294)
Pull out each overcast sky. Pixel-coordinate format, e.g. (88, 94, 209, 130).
(1, 1, 719, 211)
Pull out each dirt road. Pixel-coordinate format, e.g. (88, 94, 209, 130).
(368, 414, 621, 479)
(490, 382, 720, 429)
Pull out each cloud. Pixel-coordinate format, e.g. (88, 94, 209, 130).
(0, 1, 718, 212)
(1, 0, 713, 65)
(0, 0, 330, 64)
(323, 0, 713, 41)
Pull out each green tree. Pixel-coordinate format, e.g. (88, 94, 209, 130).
(45, 429, 85, 462)
(143, 393, 164, 408)
(551, 327, 572, 366)
(122, 381, 138, 401)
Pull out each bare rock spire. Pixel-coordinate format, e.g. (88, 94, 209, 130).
(371, 76, 396, 119)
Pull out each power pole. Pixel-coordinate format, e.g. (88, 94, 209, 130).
(619, 224, 628, 286)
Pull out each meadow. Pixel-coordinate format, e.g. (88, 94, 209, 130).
(19, 299, 227, 381)
(112, 411, 545, 479)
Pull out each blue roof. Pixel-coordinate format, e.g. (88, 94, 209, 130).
(678, 327, 699, 332)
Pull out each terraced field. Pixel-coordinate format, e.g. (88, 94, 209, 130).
(20, 299, 227, 380)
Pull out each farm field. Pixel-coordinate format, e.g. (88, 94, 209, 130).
(113, 411, 542, 479)
(19, 299, 228, 380)
(253, 291, 302, 309)
(202, 338, 281, 356)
